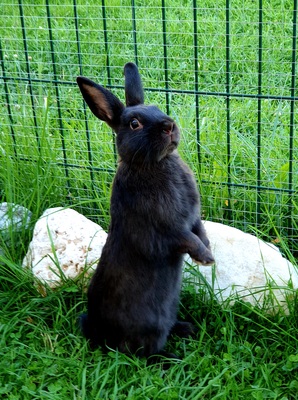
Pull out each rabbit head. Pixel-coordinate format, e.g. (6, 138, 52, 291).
(77, 63, 180, 166)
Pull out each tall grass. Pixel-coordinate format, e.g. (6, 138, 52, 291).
(0, 0, 297, 238)
(0, 1, 298, 398)
(0, 253, 297, 399)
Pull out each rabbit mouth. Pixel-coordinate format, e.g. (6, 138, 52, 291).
(158, 134, 178, 160)
(162, 130, 179, 148)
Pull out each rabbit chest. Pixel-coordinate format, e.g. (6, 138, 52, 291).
(111, 152, 200, 245)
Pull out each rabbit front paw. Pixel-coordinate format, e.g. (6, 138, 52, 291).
(191, 247, 215, 266)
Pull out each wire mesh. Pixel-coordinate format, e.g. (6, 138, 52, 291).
(0, 0, 297, 252)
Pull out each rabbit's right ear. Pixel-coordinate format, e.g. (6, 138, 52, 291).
(124, 62, 144, 106)
(77, 77, 125, 132)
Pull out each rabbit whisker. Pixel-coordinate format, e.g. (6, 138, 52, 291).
(129, 139, 150, 168)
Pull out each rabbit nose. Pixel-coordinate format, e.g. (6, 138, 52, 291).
(162, 121, 173, 135)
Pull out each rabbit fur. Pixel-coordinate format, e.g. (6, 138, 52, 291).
(77, 62, 214, 360)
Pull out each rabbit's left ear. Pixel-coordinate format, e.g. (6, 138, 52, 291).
(124, 62, 144, 106)
(77, 76, 125, 132)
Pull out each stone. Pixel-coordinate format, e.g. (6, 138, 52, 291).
(184, 221, 298, 312)
(0, 202, 32, 233)
(22, 207, 107, 288)
(23, 208, 297, 312)
(0, 202, 32, 258)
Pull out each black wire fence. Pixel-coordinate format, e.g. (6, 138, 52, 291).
(0, 1, 297, 253)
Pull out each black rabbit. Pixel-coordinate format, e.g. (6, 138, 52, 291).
(77, 62, 214, 361)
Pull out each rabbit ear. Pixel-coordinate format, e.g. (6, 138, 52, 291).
(77, 76, 125, 132)
(124, 62, 144, 106)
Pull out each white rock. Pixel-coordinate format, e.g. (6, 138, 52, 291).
(184, 221, 298, 312)
(0, 202, 32, 232)
(22, 207, 107, 288)
(23, 208, 297, 312)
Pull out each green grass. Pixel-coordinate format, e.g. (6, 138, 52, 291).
(0, 251, 298, 399)
(0, 0, 298, 398)
(0, 0, 297, 237)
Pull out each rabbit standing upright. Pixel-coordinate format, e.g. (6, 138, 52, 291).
(77, 62, 214, 361)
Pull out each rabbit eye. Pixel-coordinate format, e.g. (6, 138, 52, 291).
(130, 118, 140, 130)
